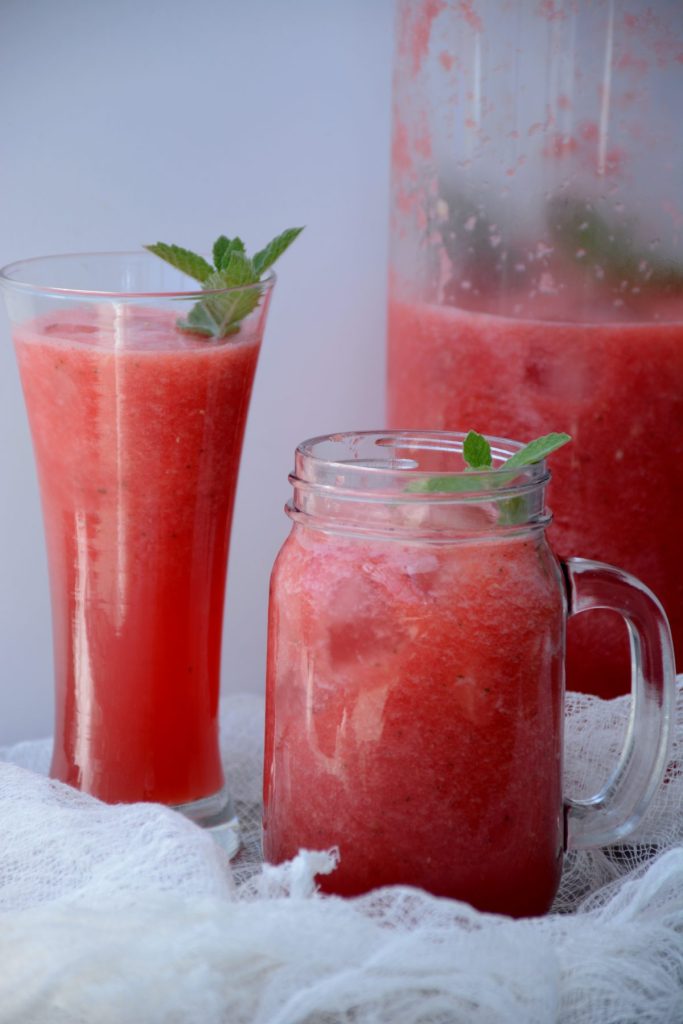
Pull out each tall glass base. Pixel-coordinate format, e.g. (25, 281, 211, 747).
(174, 788, 240, 858)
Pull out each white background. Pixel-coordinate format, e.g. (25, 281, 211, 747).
(0, 0, 394, 743)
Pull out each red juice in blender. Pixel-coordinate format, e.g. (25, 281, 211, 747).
(388, 1, 683, 696)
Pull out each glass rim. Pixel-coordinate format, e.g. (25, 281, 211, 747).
(292, 429, 550, 500)
(0, 251, 276, 300)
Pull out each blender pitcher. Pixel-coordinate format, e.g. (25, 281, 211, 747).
(388, 0, 683, 697)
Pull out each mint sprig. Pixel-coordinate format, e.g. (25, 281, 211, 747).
(145, 227, 303, 338)
(253, 228, 303, 277)
(144, 243, 213, 283)
(463, 430, 493, 469)
(408, 430, 571, 494)
(503, 432, 571, 470)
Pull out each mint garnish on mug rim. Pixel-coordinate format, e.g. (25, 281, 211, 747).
(409, 430, 571, 493)
(145, 227, 303, 339)
(464, 430, 571, 471)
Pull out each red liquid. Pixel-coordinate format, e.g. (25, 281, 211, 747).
(15, 306, 262, 805)
(264, 526, 565, 917)
(388, 301, 683, 697)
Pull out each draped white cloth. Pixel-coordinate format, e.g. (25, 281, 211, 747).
(1, 684, 682, 1024)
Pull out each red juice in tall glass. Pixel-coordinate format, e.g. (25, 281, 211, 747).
(14, 305, 262, 805)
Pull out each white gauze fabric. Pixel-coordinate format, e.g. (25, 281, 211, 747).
(0, 684, 682, 1024)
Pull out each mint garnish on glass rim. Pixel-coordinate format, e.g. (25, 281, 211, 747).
(410, 430, 571, 493)
(145, 227, 303, 339)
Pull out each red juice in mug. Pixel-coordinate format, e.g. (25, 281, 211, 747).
(265, 526, 564, 916)
(263, 431, 675, 916)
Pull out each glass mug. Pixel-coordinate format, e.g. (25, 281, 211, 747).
(263, 431, 675, 917)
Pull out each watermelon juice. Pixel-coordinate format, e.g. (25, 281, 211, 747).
(13, 301, 267, 807)
(263, 435, 567, 916)
(264, 431, 676, 915)
(388, 301, 683, 698)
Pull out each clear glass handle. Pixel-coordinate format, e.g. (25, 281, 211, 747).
(563, 558, 676, 850)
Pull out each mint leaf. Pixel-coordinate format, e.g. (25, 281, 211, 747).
(503, 433, 571, 470)
(214, 253, 256, 288)
(252, 227, 303, 276)
(213, 236, 230, 269)
(177, 302, 221, 337)
(144, 243, 213, 283)
(497, 495, 527, 526)
(201, 271, 261, 334)
(405, 473, 488, 494)
(213, 236, 246, 270)
(406, 430, 571, 495)
(146, 227, 303, 339)
(463, 430, 492, 469)
(219, 244, 248, 271)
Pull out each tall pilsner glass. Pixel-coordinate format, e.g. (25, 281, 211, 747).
(388, 0, 683, 697)
(0, 252, 274, 853)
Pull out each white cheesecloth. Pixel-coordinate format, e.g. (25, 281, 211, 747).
(0, 682, 682, 1024)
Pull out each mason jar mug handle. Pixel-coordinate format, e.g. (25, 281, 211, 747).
(562, 558, 676, 850)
